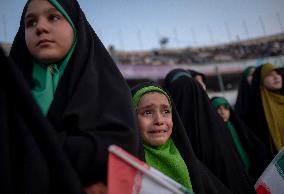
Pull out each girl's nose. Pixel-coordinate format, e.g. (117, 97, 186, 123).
(276, 74, 281, 80)
(154, 113, 164, 125)
(36, 18, 49, 36)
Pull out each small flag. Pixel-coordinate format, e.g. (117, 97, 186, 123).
(255, 147, 284, 194)
(107, 145, 194, 194)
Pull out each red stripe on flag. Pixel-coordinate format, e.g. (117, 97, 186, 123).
(108, 147, 146, 194)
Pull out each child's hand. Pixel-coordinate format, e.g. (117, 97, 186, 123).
(84, 182, 107, 194)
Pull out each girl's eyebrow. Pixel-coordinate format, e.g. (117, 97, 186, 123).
(45, 7, 60, 14)
(138, 104, 154, 110)
(138, 103, 170, 110)
(25, 8, 59, 20)
(24, 13, 35, 21)
(160, 104, 170, 108)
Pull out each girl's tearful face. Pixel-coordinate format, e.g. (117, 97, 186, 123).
(137, 92, 173, 146)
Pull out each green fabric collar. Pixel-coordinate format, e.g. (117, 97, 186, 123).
(226, 122, 250, 171)
(31, 0, 77, 116)
(143, 138, 193, 191)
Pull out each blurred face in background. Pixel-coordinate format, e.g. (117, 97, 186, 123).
(136, 92, 173, 146)
(247, 68, 255, 85)
(216, 105, 230, 122)
(263, 70, 282, 91)
(195, 75, 206, 90)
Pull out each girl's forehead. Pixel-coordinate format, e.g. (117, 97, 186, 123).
(266, 70, 278, 76)
(25, 0, 56, 16)
(139, 92, 170, 105)
(218, 104, 229, 109)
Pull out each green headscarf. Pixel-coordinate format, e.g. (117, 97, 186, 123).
(132, 85, 172, 109)
(211, 97, 229, 110)
(144, 139, 193, 191)
(31, 0, 77, 116)
(211, 97, 251, 171)
(132, 85, 193, 191)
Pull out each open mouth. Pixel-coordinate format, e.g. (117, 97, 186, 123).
(148, 130, 167, 134)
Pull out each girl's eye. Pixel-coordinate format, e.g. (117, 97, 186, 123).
(49, 14, 61, 22)
(163, 109, 171, 114)
(143, 110, 152, 115)
(25, 19, 37, 28)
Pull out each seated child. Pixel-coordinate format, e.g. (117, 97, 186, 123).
(211, 96, 269, 180)
(132, 82, 237, 194)
(131, 82, 193, 191)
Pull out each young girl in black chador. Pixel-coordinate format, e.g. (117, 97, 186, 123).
(9, 0, 140, 192)
(131, 82, 233, 194)
(211, 96, 269, 181)
(247, 63, 284, 159)
(164, 68, 256, 194)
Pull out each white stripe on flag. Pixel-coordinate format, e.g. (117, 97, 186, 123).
(255, 146, 284, 194)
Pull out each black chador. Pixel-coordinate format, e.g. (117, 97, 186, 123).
(164, 69, 256, 194)
(0, 48, 84, 194)
(247, 64, 284, 159)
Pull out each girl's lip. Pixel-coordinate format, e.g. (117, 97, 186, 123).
(37, 39, 53, 46)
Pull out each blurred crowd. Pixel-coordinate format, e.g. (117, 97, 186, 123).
(112, 33, 284, 65)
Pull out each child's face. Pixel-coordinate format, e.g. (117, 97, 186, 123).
(246, 68, 255, 85)
(194, 75, 206, 90)
(216, 105, 230, 122)
(263, 70, 283, 91)
(24, 0, 74, 63)
(136, 92, 173, 146)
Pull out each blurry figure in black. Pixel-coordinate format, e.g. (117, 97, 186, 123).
(164, 69, 256, 193)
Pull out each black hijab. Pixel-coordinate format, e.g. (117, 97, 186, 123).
(131, 82, 233, 194)
(211, 96, 270, 182)
(9, 0, 140, 186)
(247, 64, 284, 159)
(0, 47, 84, 194)
(164, 69, 256, 194)
(235, 66, 255, 126)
